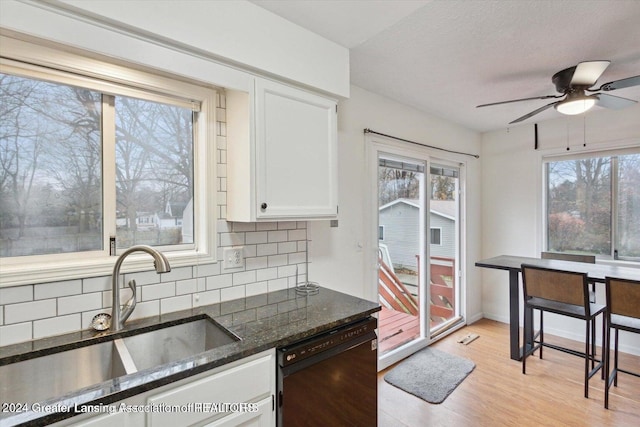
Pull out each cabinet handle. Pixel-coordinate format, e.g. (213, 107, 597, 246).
(261, 203, 268, 210)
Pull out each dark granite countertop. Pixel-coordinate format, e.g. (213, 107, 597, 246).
(0, 286, 380, 426)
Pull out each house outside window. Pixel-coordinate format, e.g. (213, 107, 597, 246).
(545, 151, 640, 261)
(430, 227, 442, 245)
(0, 37, 217, 285)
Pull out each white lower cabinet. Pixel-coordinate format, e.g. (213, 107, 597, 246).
(56, 349, 275, 427)
(203, 397, 272, 427)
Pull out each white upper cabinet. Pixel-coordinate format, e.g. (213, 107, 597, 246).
(227, 78, 338, 222)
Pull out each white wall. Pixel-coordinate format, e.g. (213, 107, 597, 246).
(0, 0, 349, 97)
(308, 85, 483, 324)
(481, 103, 640, 354)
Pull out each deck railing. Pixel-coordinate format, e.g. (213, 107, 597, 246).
(378, 256, 455, 327)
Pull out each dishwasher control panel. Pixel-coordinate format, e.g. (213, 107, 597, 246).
(279, 317, 377, 367)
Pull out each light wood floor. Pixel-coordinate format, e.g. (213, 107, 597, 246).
(378, 318, 640, 427)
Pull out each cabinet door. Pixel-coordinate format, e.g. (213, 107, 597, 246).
(255, 79, 337, 219)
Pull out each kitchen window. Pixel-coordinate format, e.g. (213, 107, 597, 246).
(544, 150, 640, 261)
(0, 37, 217, 286)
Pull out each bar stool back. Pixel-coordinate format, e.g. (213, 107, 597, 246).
(604, 277, 640, 409)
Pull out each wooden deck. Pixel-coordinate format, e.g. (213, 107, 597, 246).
(378, 306, 420, 354)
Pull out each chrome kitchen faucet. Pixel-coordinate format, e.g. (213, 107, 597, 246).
(111, 245, 171, 331)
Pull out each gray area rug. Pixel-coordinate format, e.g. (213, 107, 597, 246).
(384, 347, 475, 404)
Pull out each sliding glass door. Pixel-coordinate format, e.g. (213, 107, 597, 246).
(374, 143, 463, 366)
(428, 163, 462, 336)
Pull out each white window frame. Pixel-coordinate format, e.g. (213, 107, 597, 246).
(541, 145, 640, 264)
(0, 36, 218, 287)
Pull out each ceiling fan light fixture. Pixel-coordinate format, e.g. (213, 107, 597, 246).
(555, 96, 596, 115)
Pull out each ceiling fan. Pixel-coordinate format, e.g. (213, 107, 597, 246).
(477, 61, 640, 124)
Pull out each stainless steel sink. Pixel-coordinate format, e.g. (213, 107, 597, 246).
(123, 317, 240, 371)
(0, 339, 134, 405)
(0, 316, 239, 406)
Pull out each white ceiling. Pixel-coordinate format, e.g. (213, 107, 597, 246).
(250, 0, 640, 133)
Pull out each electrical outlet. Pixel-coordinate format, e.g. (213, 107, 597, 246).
(223, 247, 244, 269)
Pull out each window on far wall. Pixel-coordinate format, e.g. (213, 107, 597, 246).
(430, 228, 442, 245)
(545, 151, 640, 261)
(0, 36, 217, 285)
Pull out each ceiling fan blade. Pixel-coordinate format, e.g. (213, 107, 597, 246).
(509, 101, 561, 124)
(591, 75, 640, 92)
(595, 93, 638, 109)
(570, 60, 610, 87)
(477, 94, 561, 108)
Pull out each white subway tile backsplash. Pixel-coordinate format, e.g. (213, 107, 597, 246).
(161, 266, 193, 282)
(288, 228, 307, 241)
(219, 232, 245, 247)
(0, 322, 32, 346)
(267, 230, 288, 243)
(193, 290, 220, 307)
(207, 274, 232, 290)
(176, 278, 198, 295)
(221, 286, 244, 302)
(246, 231, 268, 244)
(34, 280, 81, 300)
(58, 293, 102, 316)
(245, 281, 268, 297)
(245, 256, 268, 271)
(160, 295, 192, 314)
(196, 277, 207, 292)
(277, 221, 298, 230)
(5, 300, 56, 324)
(216, 219, 231, 233)
(0, 285, 33, 305)
(278, 264, 298, 279)
(267, 254, 287, 268)
(257, 243, 278, 257)
(278, 241, 297, 254)
(194, 262, 221, 278)
(217, 163, 227, 178)
(216, 107, 226, 122)
(34, 314, 80, 339)
(129, 300, 160, 321)
(288, 252, 307, 264)
(256, 267, 278, 282)
(267, 278, 288, 292)
(243, 245, 257, 258)
(256, 222, 278, 231)
(233, 270, 256, 286)
(218, 135, 227, 150)
(232, 222, 256, 232)
(217, 191, 227, 205)
(141, 282, 176, 301)
(83, 276, 111, 293)
(124, 270, 163, 287)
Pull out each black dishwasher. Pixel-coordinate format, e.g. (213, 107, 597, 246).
(277, 316, 378, 427)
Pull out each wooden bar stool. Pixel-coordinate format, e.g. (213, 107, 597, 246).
(521, 264, 606, 398)
(604, 277, 640, 409)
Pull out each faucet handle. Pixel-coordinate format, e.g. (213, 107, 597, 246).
(120, 279, 137, 324)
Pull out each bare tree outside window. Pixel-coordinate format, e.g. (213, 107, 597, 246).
(547, 153, 640, 260)
(0, 74, 102, 256)
(114, 96, 194, 247)
(0, 73, 195, 257)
